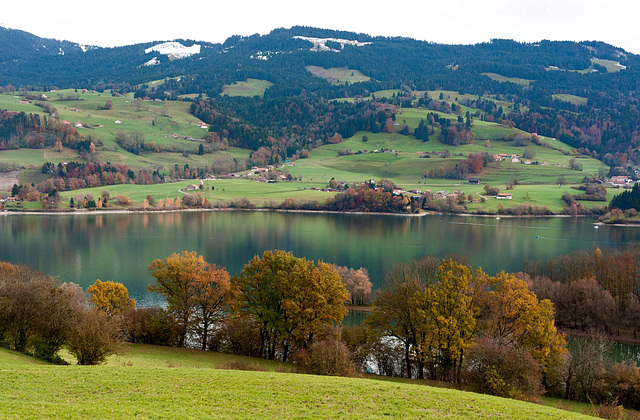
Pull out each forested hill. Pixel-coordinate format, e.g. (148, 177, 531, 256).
(2, 25, 640, 163)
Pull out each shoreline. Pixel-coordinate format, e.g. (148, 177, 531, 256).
(0, 206, 600, 220)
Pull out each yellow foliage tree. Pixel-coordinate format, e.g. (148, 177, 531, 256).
(481, 272, 567, 386)
(235, 250, 349, 361)
(412, 260, 484, 381)
(87, 279, 135, 317)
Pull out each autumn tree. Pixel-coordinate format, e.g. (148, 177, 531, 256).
(412, 260, 484, 381)
(0, 262, 86, 362)
(368, 255, 476, 380)
(235, 250, 349, 361)
(479, 272, 567, 391)
(148, 251, 233, 349)
(335, 266, 373, 304)
(190, 263, 233, 350)
(148, 251, 204, 347)
(87, 279, 135, 317)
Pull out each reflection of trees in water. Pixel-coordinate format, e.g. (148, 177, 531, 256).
(3, 212, 640, 304)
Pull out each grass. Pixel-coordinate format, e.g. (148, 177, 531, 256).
(481, 73, 534, 86)
(222, 79, 273, 97)
(0, 92, 611, 213)
(306, 66, 371, 85)
(553, 94, 588, 106)
(0, 345, 593, 419)
(592, 58, 626, 73)
(546, 58, 626, 74)
(0, 90, 220, 169)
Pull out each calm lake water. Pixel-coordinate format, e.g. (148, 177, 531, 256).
(2, 211, 640, 306)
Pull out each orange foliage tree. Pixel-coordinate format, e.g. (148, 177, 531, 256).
(148, 251, 233, 349)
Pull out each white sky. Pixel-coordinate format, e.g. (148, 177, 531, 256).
(1, 0, 639, 54)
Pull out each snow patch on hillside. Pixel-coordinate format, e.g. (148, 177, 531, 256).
(141, 57, 160, 67)
(250, 50, 286, 60)
(145, 42, 201, 60)
(294, 36, 372, 52)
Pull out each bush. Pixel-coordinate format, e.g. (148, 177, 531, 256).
(66, 308, 123, 365)
(215, 360, 267, 372)
(208, 317, 262, 357)
(125, 307, 177, 346)
(291, 339, 356, 377)
(464, 337, 541, 400)
(115, 195, 130, 206)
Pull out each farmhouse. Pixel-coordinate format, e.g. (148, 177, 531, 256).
(74, 122, 83, 128)
(468, 177, 481, 184)
(607, 176, 631, 187)
(185, 184, 198, 191)
(70, 108, 79, 112)
(496, 193, 513, 199)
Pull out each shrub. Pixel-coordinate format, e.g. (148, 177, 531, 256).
(464, 337, 541, 400)
(291, 339, 356, 377)
(216, 360, 267, 372)
(208, 317, 261, 357)
(115, 195, 130, 206)
(66, 308, 124, 365)
(125, 307, 177, 346)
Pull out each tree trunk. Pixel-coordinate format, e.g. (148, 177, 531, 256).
(201, 318, 209, 351)
(405, 341, 412, 379)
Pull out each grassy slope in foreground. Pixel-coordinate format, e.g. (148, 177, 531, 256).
(0, 347, 592, 420)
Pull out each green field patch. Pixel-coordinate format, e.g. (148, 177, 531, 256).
(306, 66, 371, 85)
(552, 94, 588, 106)
(481, 73, 534, 86)
(592, 58, 626, 72)
(0, 345, 593, 420)
(222, 79, 274, 97)
(546, 59, 625, 74)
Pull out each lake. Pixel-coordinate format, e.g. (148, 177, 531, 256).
(1, 210, 640, 306)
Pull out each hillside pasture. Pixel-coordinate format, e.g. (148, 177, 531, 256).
(552, 94, 588, 106)
(222, 79, 274, 97)
(306, 66, 371, 85)
(481, 73, 534, 86)
(592, 58, 626, 72)
(0, 346, 593, 420)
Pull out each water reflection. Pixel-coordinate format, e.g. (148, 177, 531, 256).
(2, 211, 640, 305)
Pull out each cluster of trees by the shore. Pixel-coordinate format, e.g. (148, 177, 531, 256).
(7, 248, 640, 409)
(525, 245, 640, 337)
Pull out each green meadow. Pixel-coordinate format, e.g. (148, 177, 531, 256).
(222, 79, 274, 97)
(481, 73, 534, 86)
(552, 94, 588, 106)
(0, 345, 594, 419)
(0, 90, 613, 213)
(306, 66, 372, 85)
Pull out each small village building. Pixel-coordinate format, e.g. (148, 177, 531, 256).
(468, 177, 481, 184)
(74, 122, 83, 128)
(496, 193, 513, 199)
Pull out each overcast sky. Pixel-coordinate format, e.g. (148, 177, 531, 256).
(1, 0, 639, 54)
